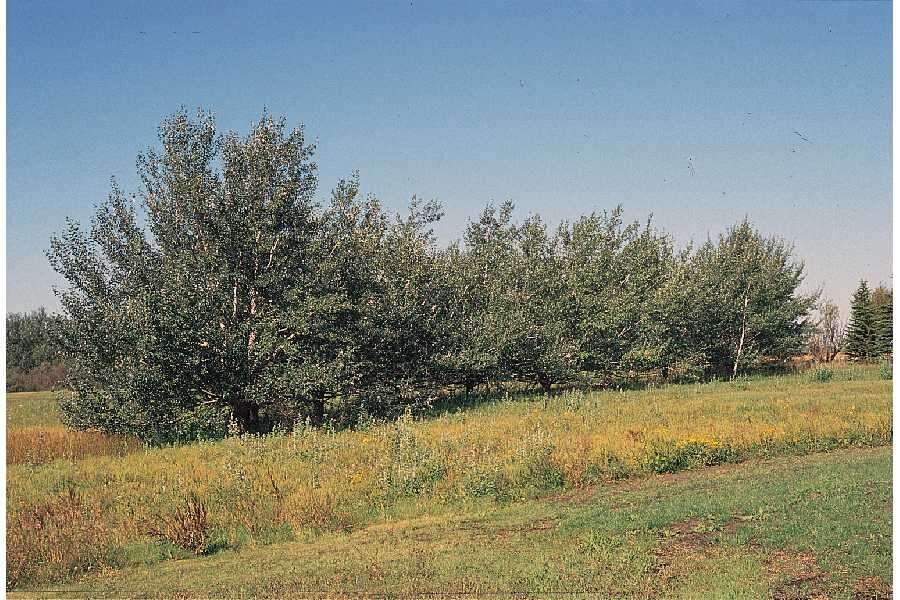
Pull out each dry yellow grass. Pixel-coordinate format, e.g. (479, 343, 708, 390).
(6, 426, 142, 465)
(6, 392, 142, 465)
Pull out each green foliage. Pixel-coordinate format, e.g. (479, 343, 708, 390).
(49, 111, 445, 442)
(437, 203, 579, 394)
(6, 308, 63, 372)
(846, 281, 873, 359)
(810, 367, 834, 382)
(870, 285, 893, 357)
(879, 359, 892, 380)
(461, 467, 514, 502)
(559, 209, 675, 381)
(664, 220, 817, 377)
(642, 438, 734, 473)
(437, 202, 520, 392)
(846, 281, 875, 359)
(846, 282, 892, 360)
(6, 309, 67, 391)
(502, 215, 578, 393)
(48, 108, 822, 442)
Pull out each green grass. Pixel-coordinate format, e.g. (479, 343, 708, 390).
(14, 446, 891, 599)
(6, 391, 60, 428)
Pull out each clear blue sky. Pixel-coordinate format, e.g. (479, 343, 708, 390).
(7, 0, 892, 317)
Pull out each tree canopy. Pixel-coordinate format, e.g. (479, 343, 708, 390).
(49, 109, 820, 443)
(6, 308, 66, 391)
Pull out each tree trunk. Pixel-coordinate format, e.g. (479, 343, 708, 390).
(538, 374, 552, 395)
(733, 287, 751, 378)
(310, 394, 326, 426)
(233, 400, 260, 433)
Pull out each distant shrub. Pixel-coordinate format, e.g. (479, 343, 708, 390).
(731, 374, 752, 390)
(380, 412, 448, 497)
(519, 445, 565, 491)
(595, 451, 634, 481)
(462, 467, 514, 502)
(879, 359, 892, 380)
(810, 368, 834, 382)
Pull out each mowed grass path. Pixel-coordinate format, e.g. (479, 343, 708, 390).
(6, 366, 892, 594)
(14, 447, 892, 599)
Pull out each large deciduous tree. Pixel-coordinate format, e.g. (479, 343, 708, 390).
(437, 202, 519, 395)
(282, 176, 446, 422)
(559, 208, 676, 382)
(51, 110, 323, 441)
(503, 214, 576, 394)
(48, 108, 823, 441)
(673, 219, 816, 376)
(49, 110, 447, 442)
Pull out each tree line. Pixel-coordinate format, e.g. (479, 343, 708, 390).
(43, 110, 822, 443)
(6, 308, 66, 392)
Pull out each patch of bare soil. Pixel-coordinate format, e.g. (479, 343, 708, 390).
(766, 549, 829, 600)
(651, 517, 724, 586)
(852, 576, 892, 600)
(453, 517, 557, 541)
(545, 485, 599, 505)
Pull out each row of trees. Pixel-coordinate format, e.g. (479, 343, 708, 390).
(6, 308, 66, 391)
(808, 281, 892, 363)
(49, 110, 818, 443)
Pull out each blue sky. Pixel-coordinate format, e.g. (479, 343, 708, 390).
(7, 0, 892, 316)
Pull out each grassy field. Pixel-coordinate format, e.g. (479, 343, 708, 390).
(11, 446, 891, 599)
(6, 391, 141, 466)
(6, 365, 892, 596)
(7, 392, 61, 428)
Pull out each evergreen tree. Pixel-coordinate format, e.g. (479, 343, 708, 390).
(870, 285, 893, 357)
(845, 281, 876, 359)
